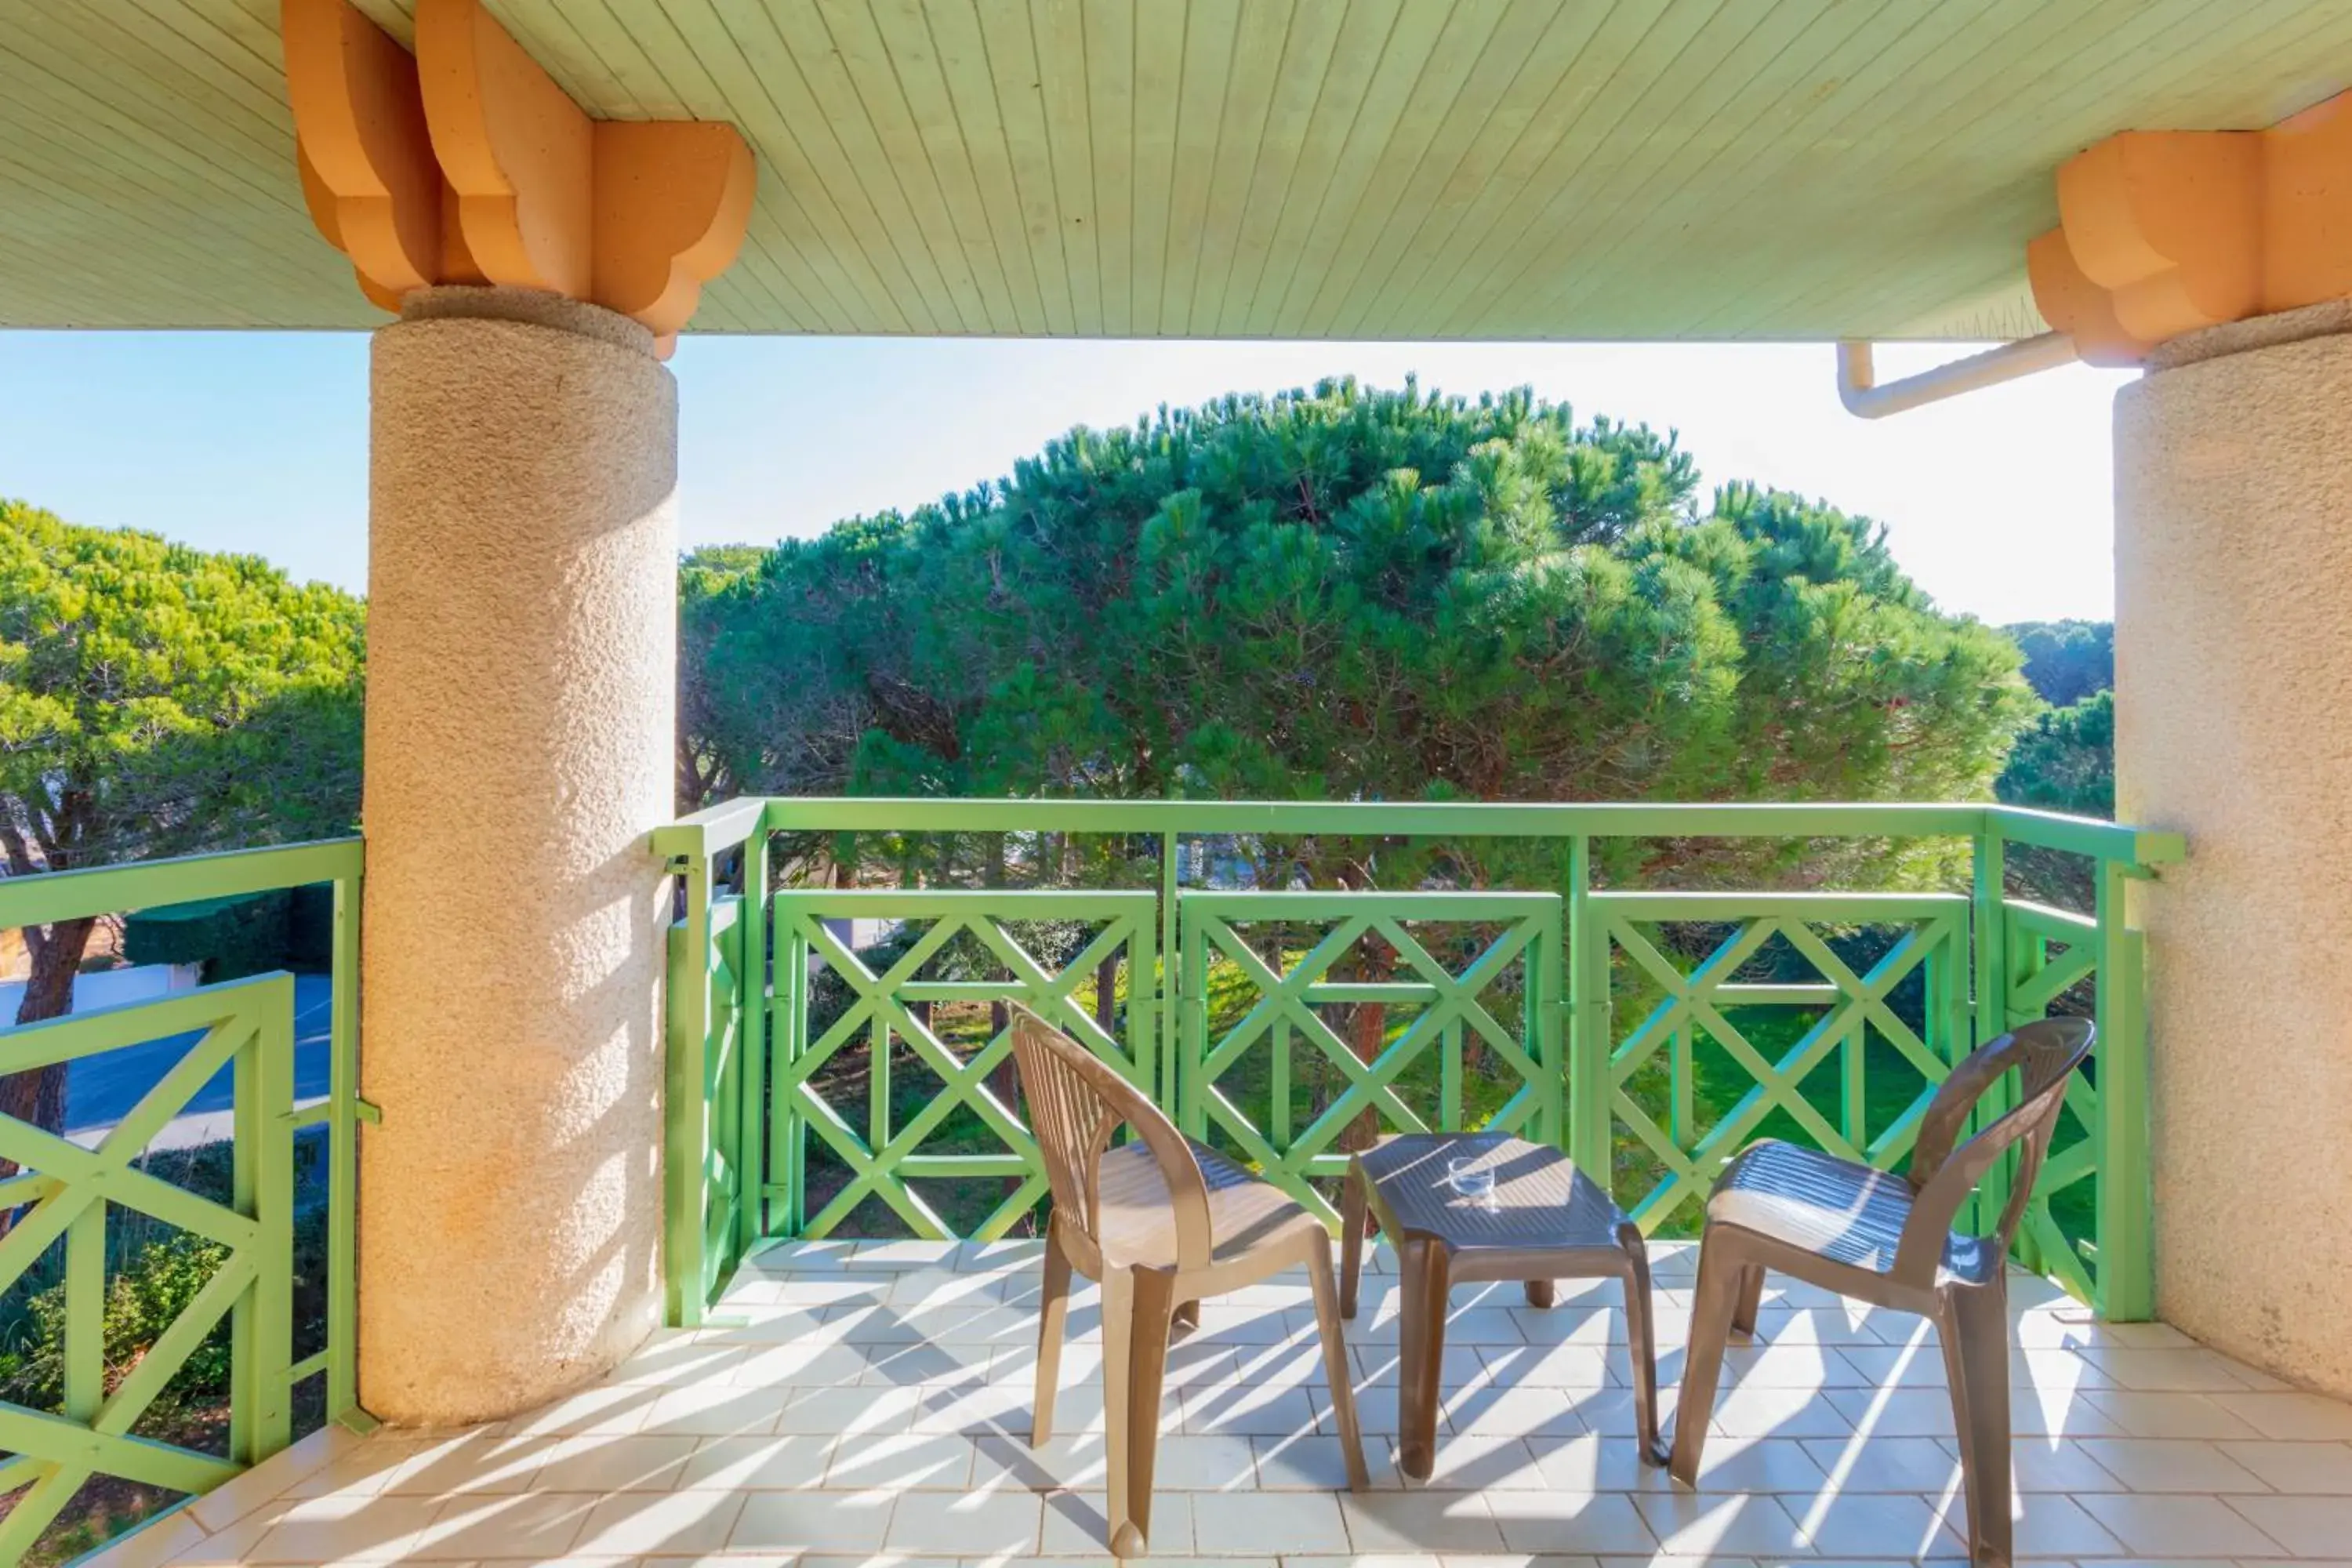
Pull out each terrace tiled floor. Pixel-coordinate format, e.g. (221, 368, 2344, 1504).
(112, 1240, 2352, 1566)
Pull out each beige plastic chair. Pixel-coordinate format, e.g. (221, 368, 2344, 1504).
(1007, 1004, 1370, 1559)
(1669, 1015, 2095, 1568)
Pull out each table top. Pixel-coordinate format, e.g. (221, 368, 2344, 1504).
(1353, 1132, 1631, 1258)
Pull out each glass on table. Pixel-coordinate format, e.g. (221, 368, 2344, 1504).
(1445, 1156, 1497, 1210)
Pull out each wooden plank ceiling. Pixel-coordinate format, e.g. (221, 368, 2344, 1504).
(4, 1, 2350, 337)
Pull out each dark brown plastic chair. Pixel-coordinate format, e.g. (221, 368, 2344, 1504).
(1007, 1005, 1369, 1559)
(1668, 1016, 2095, 1568)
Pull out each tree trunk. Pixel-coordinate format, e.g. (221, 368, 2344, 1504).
(0, 916, 96, 1190)
(1095, 953, 1118, 1038)
(1339, 932, 1395, 1153)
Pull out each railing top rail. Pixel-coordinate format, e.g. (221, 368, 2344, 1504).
(0, 837, 363, 929)
(652, 797, 767, 863)
(771, 888, 1156, 915)
(754, 797, 1984, 840)
(1181, 889, 1560, 915)
(1989, 804, 2183, 866)
(1594, 890, 1971, 916)
(717, 797, 2176, 868)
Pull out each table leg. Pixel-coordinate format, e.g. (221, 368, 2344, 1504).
(1617, 1220, 1665, 1465)
(1339, 1162, 1367, 1320)
(1523, 1278, 1555, 1308)
(1397, 1239, 1449, 1482)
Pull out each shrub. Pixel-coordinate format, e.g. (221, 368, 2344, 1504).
(2, 1232, 233, 1408)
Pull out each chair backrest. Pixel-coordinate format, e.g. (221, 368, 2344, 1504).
(1893, 1015, 2095, 1282)
(1006, 1004, 1211, 1272)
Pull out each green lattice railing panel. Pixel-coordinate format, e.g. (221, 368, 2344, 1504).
(770, 890, 1157, 1241)
(1595, 891, 1973, 1234)
(0, 976, 299, 1563)
(666, 893, 746, 1323)
(1997, 894, 2143, 1316)
(1178, 891, 1562, 1222)
(0, 839, 366, 1563)
(659, 797, 2169, 1319)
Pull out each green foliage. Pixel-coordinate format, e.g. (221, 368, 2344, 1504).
(122, 890, 291, 978)
(2005, 619, 2113, 707)
(0, 499, 366, 873)
(2, 1232, 234, 1407)
(684, 379, 2036, 888)
(120, 884, 335, 978)
(1998, 689, 2115, 818)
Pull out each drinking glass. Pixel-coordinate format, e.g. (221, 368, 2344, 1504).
(1446, 1156, 1497, 1210)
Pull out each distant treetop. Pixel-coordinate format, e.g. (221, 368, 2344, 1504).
(2003, 619, 2113, 707)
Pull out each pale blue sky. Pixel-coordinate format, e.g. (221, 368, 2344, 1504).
(0, 333, 2130, 625)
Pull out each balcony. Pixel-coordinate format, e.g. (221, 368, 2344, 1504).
(7, 797, 2350, 1564)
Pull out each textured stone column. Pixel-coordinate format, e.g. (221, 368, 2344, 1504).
(359, 287, 676, 1424)
(2116, 303, 2352, 1399)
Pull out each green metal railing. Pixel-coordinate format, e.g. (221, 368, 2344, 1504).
(0, 840, 368, 1560)
(659, 798, 2182, 1327)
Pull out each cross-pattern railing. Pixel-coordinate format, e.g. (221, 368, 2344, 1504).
(0, 839, 367, 1560)
(1179, 891, 1560, 1221)
(767, 889, 1156, 1247)
(1592, 892, 1971, 1232)
(657, 798, 2180, 1326)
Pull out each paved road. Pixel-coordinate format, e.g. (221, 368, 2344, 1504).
(61, 973, 337, 1142)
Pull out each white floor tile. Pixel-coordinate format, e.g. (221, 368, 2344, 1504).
(2074, 1491, 2288, 1557)
(1189, 1490, 1351, 1555)
(884, 1490, 1045, 1556)
(2216, 1439, 2352, 1494)
(1483, 1492, 1658, 1555)
(566, 1488, 746, 1556)
(728, 1488, 897, 1553)
(1341, 1490, 1507, 1554)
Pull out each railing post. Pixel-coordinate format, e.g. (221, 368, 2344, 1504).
(778, 913, 808, 1237)
(1179, 895, 1207, 1140)
(230, 975, 296, 1465)
(1566, 835, 1609, 1188)
(738, 821, 769, 1259)
(327, 868, 363, 1423)
(2096, 858, 2155, 1320)
(663, 848, 712, 1327)
(1131, 903, 1160, 1102)
(1971, 823, 2011, 1235)
(1160, 829, 1181, 1114)
(1536, 898, 1566, 1149)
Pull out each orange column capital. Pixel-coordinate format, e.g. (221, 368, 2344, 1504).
(281, 0, 752, 343)
(2030, 92, 2352, 365)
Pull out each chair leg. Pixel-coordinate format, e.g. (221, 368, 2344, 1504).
(1730, 1263, 1766, 1339)
(1305, 1226, 1371, 1491)
(1339, 1162, 1367, 1319)
(1103, 1264, 1175, 1559)
(1174, 1298, 1200, 1330)
(1940, 1283, 2014, 1568)
(1617, 1220, 1665, 1465)
(1668, 1232, 1743, 1486)
(1032, 1218, 1073, 1446)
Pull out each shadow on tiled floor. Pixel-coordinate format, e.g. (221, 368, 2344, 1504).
(103, 1240, 2352, 1565)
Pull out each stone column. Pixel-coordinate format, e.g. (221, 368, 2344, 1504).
(358, 286, 676, 1424)
(2115, 303, 2352, 1399)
